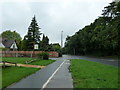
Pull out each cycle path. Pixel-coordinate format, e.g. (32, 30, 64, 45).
(6, 58, 73, 89)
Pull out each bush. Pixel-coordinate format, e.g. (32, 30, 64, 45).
(0, 47, 6, 51)
(37, 52, 49, 60)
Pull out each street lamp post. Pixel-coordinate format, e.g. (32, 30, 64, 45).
(61, 31, 63, 48)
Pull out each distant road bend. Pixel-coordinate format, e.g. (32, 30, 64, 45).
(52, 55, 119, 67)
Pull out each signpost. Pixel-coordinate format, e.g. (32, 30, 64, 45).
(32, 44, 38, 57)
(61, 31, 63, 48)
(34, 44, 38, 50)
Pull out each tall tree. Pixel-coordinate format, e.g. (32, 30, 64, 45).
(24, 16, 41, 50)
(40, 34, 49, 51)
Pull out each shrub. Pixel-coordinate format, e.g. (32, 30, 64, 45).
(37, 52, 49, 60)
(0, 47, 6, 51)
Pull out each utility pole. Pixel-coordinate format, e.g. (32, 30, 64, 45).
(61, 31, 63, 48)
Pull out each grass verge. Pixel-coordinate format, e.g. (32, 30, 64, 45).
(2, 57, 55, 65)
(28, 59, 55, 66)
(2, 67, 39, 89)
(70, 59, 119, 88)
(2, 57, 33, 64)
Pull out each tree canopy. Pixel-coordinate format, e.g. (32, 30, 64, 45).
(20, 16, 52, 51)
(39, 34, 49, 51)
(21, 16, 42, 51)
(63, 1, 120, 56)
(1, 30, 22, 42)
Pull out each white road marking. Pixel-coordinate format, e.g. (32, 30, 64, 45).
(41, 60, 66, 90)
(108, 60, 115, 61)
(65, 63, 70, 64)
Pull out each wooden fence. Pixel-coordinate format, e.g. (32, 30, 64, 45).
(0, 51, 59, 58)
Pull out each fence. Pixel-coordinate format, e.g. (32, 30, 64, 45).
(0, 51, 59, 58)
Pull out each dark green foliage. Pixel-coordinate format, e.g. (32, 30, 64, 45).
(50, 43, 62, 57)
(19, 37, 27, 51)
(22, 16, 41, 51)
(39, 34, 49, 51)
(64, 1, 119, 56)
(1, 30, 22, 42)
(19, 16, 52, 51)
(37, 52, 49, 60)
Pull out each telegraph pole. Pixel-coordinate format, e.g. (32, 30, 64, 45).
(61, 31, 63, 48)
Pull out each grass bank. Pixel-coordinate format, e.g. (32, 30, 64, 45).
(2, 57, 33, 64)
(2, 57, 55, 65)
(2, 57, 55, 89)
(28, 59, 55, 66)
(2, 67, 39, 89)
(70, 59, 119, 88)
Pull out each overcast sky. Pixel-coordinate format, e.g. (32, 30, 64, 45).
(1, 0, 113, 46)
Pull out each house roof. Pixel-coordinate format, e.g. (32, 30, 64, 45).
(0, 38, 15, 48)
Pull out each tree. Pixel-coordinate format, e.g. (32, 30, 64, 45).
(63, 1, 120, 56)
(19, 37, 27, 51)
(1, 30, 22, 43)
(40, 34, 49, 51)
(51, 43, 62, 57)
(1, 30, 22, 50)
(24, 16, 41, 51)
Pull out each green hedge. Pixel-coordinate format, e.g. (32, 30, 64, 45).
(37, 52, 49, 60)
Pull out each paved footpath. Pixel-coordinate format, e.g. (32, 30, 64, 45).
(6, 58, 73, 89)
(45, 60, 73, 88)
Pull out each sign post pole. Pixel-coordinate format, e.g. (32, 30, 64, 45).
(34, 44, 38, 57)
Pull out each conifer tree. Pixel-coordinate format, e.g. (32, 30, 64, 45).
(24, 16, 41, 50)
(40, 34, 49, 51)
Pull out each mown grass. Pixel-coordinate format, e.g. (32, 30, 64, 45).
(2, 67, 39, 89)
(2, 57, 55, 65)
(29, 59, 55, 66)
(70, 59, 119, 88)
(2, 57, 33, 64)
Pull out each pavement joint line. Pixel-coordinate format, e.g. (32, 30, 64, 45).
(41, 60, 66, 90)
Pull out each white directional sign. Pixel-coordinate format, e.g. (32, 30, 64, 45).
(34, 44, 38, 49)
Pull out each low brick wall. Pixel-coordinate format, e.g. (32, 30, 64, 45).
(0, 51, 59, 58)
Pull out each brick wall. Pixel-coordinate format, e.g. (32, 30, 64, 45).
(0, 51, 59, 58)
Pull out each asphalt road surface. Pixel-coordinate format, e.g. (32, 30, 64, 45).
(51, 55, 119, 67)
(5, 55, 119, 89)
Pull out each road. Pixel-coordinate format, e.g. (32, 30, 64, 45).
(62, 55, 119, 67)
(6, 55, 119, 89)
